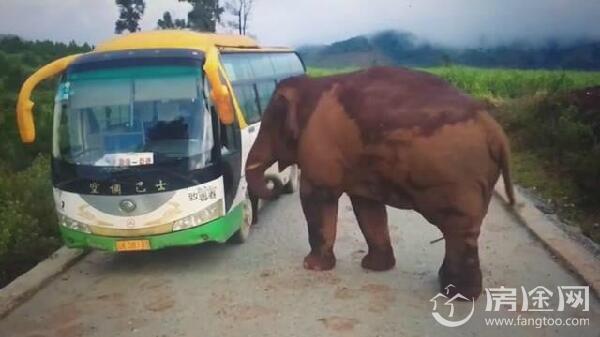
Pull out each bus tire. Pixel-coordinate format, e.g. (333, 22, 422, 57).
(283, 166, 299, 194)
(229, 197, 253, 244)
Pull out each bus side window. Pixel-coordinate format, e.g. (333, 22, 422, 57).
(248, 54, 275, 79)
(221, 54, 253, 81)
(233, 84, 261, 125)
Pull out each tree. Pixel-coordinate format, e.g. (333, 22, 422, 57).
(181, 0, 224, 32)
(224, 0, 254, 35)
(115, 0, 146, 34)
(5, 64, 25, 91)
(157, 11, 187, 30)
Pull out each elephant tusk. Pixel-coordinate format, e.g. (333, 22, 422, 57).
(429, 237, 444, 244)
(246, 162, 263, 170)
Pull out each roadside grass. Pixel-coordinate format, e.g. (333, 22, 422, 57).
(309, 66, 600, 242)
(425, 66, 600, 99)
(509, 149, 600, 241)
(510, 151, 584, 221)
(496, 91, 600, 242)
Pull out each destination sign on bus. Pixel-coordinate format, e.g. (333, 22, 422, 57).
(95, 153, 155, 167)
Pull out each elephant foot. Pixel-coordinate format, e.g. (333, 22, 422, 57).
(438, 265, 482, 300)
(303, 252, 336, 271)
(361, 248, 396, 271)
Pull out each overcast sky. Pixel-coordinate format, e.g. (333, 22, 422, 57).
(0, 0, 599, 47)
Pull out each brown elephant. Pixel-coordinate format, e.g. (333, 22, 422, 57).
(245, 66, 514, 300)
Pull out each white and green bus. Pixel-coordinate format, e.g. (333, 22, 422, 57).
(16, 31, 305, 251)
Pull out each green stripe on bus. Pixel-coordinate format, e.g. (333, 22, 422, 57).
(59, 204, 244, 251)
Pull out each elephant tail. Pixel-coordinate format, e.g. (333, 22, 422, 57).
(480, 110, 515, 205)
(499, 134, 516, 206)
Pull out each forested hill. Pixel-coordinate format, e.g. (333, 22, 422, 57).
(298, 30, 600, 70)
(0, 36, 92, 170)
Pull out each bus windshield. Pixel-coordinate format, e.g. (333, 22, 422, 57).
(53, 65, 214, 168)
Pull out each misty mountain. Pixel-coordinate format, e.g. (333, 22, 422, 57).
(298, 30, 600, 70)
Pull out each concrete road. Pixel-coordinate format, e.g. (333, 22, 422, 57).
(1, 194, 598, 337)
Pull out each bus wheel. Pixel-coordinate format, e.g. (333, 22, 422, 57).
(229, 197, 253, 244)
(283, 166, 299, 194)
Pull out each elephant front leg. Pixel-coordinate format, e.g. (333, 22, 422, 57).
(350, 195, 395, 271)
(438, 215, 483, 300)
(300, 183, 340, 271)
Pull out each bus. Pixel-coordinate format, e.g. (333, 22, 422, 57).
(16, 31, 305, 251)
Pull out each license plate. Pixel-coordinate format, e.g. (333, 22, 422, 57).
(116, 240, 150, 252)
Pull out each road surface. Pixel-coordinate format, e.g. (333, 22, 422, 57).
(0, 193, 598, 337)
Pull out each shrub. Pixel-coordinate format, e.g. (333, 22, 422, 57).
(0, 156, 60, 287)
(0, 37, 93, 286)
(495, 91, 600, 241)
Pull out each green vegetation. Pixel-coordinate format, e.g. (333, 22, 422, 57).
(115, 0, 146, 34)
(0, 36, 91, 287)
(496, 89, 600, 241)
(0, 156, 58, 285)
(426, 66, 600, 99)
(0, 37, 91, 170)
(157, 0, 226, 32)
(309, 66, 600, 242)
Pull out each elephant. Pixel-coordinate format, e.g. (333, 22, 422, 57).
(245, 66, 515, 300)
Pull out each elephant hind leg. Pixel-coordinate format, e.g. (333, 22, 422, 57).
(414, 184, 486, 299)
(350, 195, 396, 271)
(437, 213, 484, 300)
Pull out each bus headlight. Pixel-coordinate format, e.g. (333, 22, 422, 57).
(172, 200, 223, 231)
(58, 214, 92, 234)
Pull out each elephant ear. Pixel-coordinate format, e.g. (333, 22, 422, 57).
(277, 87, 300, 141)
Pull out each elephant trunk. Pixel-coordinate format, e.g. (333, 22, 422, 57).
(245, 135, 277, 200)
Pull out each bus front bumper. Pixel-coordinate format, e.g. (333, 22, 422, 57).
(59, 205, 242, 252)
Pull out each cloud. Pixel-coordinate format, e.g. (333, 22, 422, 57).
(0, 0, 189, 45)
(251, 0, 600, 47)
(0, 0, 598, 48)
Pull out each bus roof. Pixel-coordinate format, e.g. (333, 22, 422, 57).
(95, 30, 289, 53)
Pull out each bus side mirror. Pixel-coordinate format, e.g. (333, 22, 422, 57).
(16, 54, 81, 143)
(204, 47, 235, 125)
(16, 99, 35, 143)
